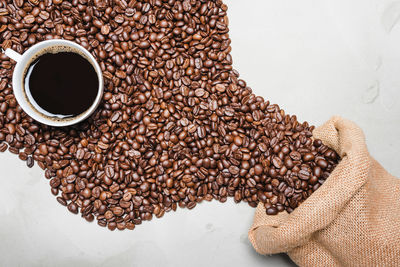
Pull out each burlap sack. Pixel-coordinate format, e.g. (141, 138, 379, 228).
(248, 116, 400, 266)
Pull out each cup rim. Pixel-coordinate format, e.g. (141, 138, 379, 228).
(12, 39, 103, 127)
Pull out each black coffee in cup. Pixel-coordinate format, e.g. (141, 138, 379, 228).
(24, 51, 98, 118)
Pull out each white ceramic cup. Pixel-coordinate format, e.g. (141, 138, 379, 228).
(4, 39, 103, 127)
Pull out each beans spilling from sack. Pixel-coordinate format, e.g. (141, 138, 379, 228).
(0, 0, 339, 230)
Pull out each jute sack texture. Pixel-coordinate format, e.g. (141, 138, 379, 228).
(248, 116, 400, 266)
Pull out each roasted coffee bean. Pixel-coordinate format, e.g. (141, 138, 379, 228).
(313, 166, 322, 178)
(284, 157, 294, 169)
(67, 202, 78, 214)
(290, 151, 302, 161)
(303, 153, 315, 162)
(0, 0, 339, 230)
(266, 207, 278, 215)
(254, 164, 263, 175)
(272, 157, 283, 169)
(0, 143, 7, 152)
(317, 159, 328, 169)
(9, 147, 19, 154)
(38, 144, 48, 155)
(299, 170, 311, 180)
(56, 197, 67, 206)
(26, 156, 34, 168)
(229, 166, 240, 175)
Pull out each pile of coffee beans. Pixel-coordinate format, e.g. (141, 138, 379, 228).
(0, 0, 339, 230)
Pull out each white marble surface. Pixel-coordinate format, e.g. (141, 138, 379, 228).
(1, 0, 400, 266)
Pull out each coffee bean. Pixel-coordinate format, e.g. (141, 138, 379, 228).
(140, 182, 150, 192)
(139, 41, 150, 49)
(0, 143, 7, 152)
(299, 170, 311, 180)
(50, 178, 60, 188)
(132, 196, 142, 206)
(0, 0, 339, 230)
(284, 157, 294, 169)
(38, 144, 48, 155)
(105, 166, 114, 178)
(313, 166, 322, 178)
(313, 139, 322, 147)
(229, 166, 240, 175)
(290, 151, 301, 161)
(215, 84, 226, 92)
(26, 156, 34, 168)
(254, 164, 263, 175)
(303, 153, 315, 162)
(67, 202, 78, 214)
(272, 157, 283, 169)
(24, 15, 35, 24)
(39, 11, 49, 20)
(81, 188, 92, 199)
(56, 197, 67, 206)
(76, 149, 85, 160)
(195, 88, 205, 97)
(234, 136, 243, 146)
(6, 109, 15, 121)
(317, 159, 328, 169)
(197, 126, 206, 139)
(9, 147, 19, 154)
(266, 207, 278, 215)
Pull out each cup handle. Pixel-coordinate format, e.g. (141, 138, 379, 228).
(5, 48, 22, 62)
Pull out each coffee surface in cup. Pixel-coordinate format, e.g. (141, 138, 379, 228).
(24, 51, 98, 118)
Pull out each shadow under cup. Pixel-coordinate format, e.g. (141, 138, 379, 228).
(13, 40, 103, 127)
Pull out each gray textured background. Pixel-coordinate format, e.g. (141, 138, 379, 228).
(1, 0, 399, 266)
